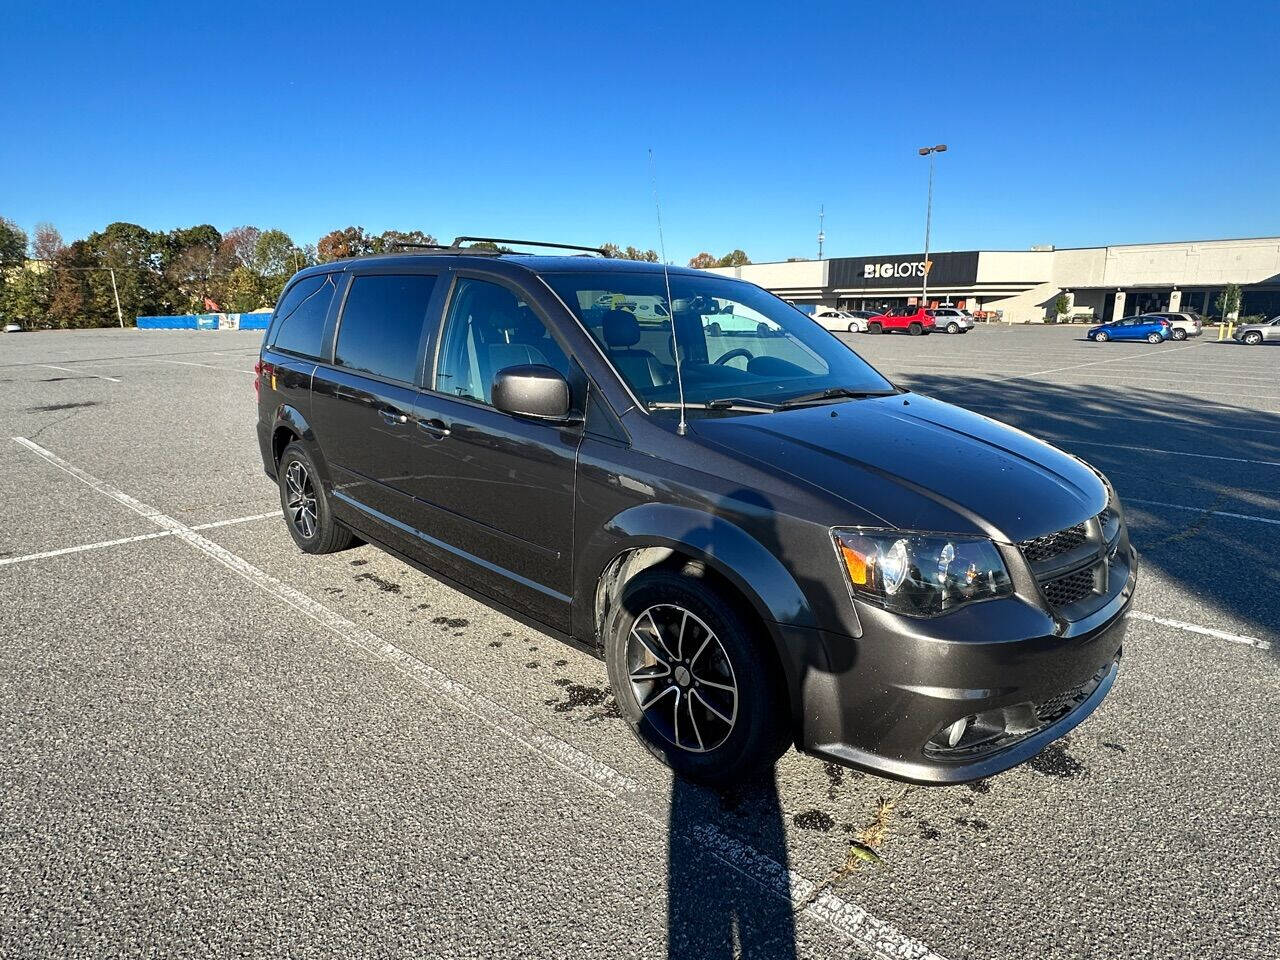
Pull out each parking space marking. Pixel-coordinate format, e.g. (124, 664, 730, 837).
(39, 363, 122, 383)
(1065, 439, 1280, 468)
(137, 358, 255, 374)
(1124, 497, 1280, 526)
(0, 512, 278, 568)
(8, 434, 944, 960)
(0, 530, 172, 567)
(1130, 611, 1271, 652)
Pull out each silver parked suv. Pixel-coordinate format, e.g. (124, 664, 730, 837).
(1234, 315, 1280, 345)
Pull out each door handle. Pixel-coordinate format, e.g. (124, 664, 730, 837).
(380, 408, 410, 425)
(416, 417, 451, 438)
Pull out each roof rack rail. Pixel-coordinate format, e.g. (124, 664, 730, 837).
(451, 236, 608, 257)
(389, 242, 452, 252)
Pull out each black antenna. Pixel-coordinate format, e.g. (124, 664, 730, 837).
(648, 148, 688, 437)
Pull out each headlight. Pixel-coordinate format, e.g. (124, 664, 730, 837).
(833, 529, 1013, 617)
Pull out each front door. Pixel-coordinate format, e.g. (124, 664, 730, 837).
(412, 273, 581, 630)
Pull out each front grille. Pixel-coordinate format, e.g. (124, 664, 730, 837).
(1041, 565, 1096, 608)
(1020, 522, 1088, 563)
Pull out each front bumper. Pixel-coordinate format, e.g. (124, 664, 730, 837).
(787, 544, 1136, 784)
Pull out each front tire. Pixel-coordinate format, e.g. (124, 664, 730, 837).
(1094, 331, 1109, 342)
(1171, 328, 1187, 341)
(867, 322, 882, 335)
(1243, 331, 1263, 345)
(605, 564, 789, 787)
(278, 442, 355, 554)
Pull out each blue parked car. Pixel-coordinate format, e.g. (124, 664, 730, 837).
(1087, 315, 1171, 343)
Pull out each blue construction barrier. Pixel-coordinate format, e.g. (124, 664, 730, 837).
(134, 312, 273, 330)
(137, 314, 200, 330)
(236, 313, 272, 330)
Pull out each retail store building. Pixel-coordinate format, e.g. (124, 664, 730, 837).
(705, 236, 1280, 323)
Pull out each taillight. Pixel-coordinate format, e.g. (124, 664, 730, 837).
(253, 359, 262, 396)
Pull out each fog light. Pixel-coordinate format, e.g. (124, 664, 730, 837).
(943, 716, 971, 747)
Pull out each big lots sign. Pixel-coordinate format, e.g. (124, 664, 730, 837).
(828, 251, 979, 289)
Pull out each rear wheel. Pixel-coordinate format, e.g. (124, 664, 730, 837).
(1171, 328, 1187, 341)
(1243, 331, 1263, 345)
(946, 322, 960, 334)
(278, 442, 355, 554)
(867, 322, 882, 335)
(605, 564, 789, 787)
(908, 322, 923, 336)
(1094, 331, 1109, 342)
(1147, 332, 1163, 344)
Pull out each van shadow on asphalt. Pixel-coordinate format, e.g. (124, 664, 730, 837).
(895, 371, 1280, 648)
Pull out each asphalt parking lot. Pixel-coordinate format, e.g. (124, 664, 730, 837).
(2, 324, 1277, 959)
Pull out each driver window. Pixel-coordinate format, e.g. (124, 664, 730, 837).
(434, 278, 570, 405)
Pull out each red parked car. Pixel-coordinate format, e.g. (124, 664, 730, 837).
(866, 307, 935, 336)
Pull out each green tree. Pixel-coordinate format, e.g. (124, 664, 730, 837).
(601, 242, 660, 261)
(715, 249, 751, 267)
(1215, 282, 1242, 321)
(2, 267, 53, 325)
(370, 229, 437, 253)
(47, 242, 94, 328)
(0, 217, 27, 265)
(164, 224, 222, 312)
(82, 222, 172, 324)
(1053, 293, 1070, 321)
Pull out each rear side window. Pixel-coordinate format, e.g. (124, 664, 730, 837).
(272, 275, 337, 359)
(334, 274, 439, 383)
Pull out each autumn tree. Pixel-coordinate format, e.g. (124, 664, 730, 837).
(32, 223, 64, 261)
(688, 252, 717, 269)
(317, 226, 373, 262)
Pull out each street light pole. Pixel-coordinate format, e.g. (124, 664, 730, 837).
(918, 144, 947, 308)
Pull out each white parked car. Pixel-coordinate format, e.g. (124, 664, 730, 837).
(1141, 313, 1202, 341)
(927, 307, 976, 334)
(3, 322, 23, 333)
(813, 308, 878, 333)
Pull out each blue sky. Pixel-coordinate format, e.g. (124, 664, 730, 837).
(4, 0, 1277, 264)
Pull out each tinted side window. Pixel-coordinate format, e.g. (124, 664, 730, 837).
(335, 274, 438, 383)
(434, 278, 570, 405)
(273, 275, 337, 359)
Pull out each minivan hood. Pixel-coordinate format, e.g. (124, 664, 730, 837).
(692, 393, 1106, 542)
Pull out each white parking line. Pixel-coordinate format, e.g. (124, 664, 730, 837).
(1124, 497, 1280, 526)
(9, 435, 942, 960)
(0, 512, 279, 568)
(1065, 440, 1280, 468)
(40, 363, 122, 384)
(1129, 611, 1271, 652)
(138, 357, 255, 374)
(0, 530, 172, 567)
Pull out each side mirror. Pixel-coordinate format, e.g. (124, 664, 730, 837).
(491, 364, 576, 421)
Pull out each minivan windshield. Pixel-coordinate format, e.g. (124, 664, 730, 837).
(543, 272, 895, 410)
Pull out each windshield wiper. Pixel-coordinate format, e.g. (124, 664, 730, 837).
(775, 387, 896, 409)
(649, 398, 778, 414)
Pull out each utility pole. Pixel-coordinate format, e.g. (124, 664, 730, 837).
(108, 267, 124, 328)
(817, 203, 825, 261)
(918, 144, 947, 308)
